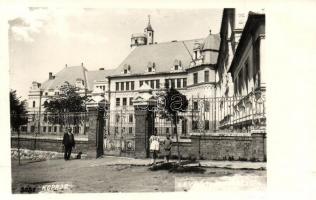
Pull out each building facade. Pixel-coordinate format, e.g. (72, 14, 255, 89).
(24, 9, 266, 140)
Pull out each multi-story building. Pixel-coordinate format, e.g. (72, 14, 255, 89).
(24, 9, 265, 138)
(217, 9, 266, 131)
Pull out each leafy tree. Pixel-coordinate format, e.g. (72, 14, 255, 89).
(43, 82, 87, 130)
(159, 87, 188, 163)
(10, 90, 28, 165)
(10, 90, 28, 131)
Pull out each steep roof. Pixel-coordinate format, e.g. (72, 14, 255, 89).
(202, 33, 221, 51)
(112, 39, 204, 76)
(86, 69, 115, 89)
(41, 66, 87, 90)
(41, 66, 114, 91)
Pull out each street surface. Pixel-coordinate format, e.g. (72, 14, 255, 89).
(11, 156, 266, 193)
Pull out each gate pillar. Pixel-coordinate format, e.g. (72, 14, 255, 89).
(86, 95, 107, 159)
(133, 90, 157, 158)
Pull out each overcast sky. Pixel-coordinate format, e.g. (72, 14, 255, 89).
(9, 8, 223, 99)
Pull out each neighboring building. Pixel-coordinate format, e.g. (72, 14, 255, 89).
(217, 9, 266, 131)
(24, 9, 265, 137)
(26, 63, 114, 134)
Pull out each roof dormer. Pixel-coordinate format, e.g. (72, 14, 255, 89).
(171, 59, 182, 71)
(146, 62, 156, 73)
(122, 64, 131, 74)
(193, 41, 202, 60)
(75, 78, 85, 88)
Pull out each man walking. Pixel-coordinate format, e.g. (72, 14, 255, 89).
(62, 127, 75, 160)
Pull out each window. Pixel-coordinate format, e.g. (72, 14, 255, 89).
(204, 71, 209, 82)
(165, 79, 169, 88)
(193, 101, 198, 110)
(123, 98, 127, 106)
(115, 127, 119, 135)
(55, 92, 59, 95)
(32, 101, 36, 108)
(171, 79, 175, 88)
(149, 32, 151, 36)
(183, 78, 187, 87)
(129, 127, 133, 134)
(120, 82, 124, 91)
(45, 92, 48, 96)
(192, 121, 198, 130)
(115, 114, 120, 123)
(140, 81, 143, 87)
(116, 82, 119, 91)
(126, 82, 130, 91)
(124, 69, 128, 74)
(148, 67, 152, 72)
(43, 126, 46, 133)
(174, 65, 179, 70)
(193, 73, 198, 84)
(131, 81, 134, 90)
(21, 126, 27, 132)
(48, 126, 52, 132)
(129, 97, 133, 106)
(31, 126, 35, 133)
(150, 80, 154, 89)
(204, 101, 210, 112)
(194, 51, 198, 59)
(116, 98, 120, 106)
(177, 79, 181, 88)
(59, 126, 63, 132)
(129, 114, 133, 123)
(156, 80, 160, 89)
(145, 80, 149, 85)
(166, 127, 169, 134)
(205, 120, 210, 130)
(245, 61, 249, 93)
(54, 126, 57, 132)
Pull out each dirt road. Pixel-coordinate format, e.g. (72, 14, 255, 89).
(11, 157, 266, 193)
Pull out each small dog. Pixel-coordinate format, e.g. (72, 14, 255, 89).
(76, 152, 82, 159)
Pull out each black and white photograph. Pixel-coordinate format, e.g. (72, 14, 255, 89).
(1, 0, 316, 199)
(7, 6, 267, 193)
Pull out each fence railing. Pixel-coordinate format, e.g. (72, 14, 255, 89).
(12, 90, 265, 139)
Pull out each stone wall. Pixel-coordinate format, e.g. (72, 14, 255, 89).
(11, 131, 266, 161)
(11, 136, 88, 154)
(164, 131, 266, 161)
(189, 131, 266, 161)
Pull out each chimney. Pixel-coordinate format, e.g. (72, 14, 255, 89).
(65, 64, 68, 68)
(49, 72, 53, 80)
(209, 29, 212, 35)
(81, 62, 84, 67)
(99, 68, 104, 71)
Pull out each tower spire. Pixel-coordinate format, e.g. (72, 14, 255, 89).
(148, 14, 151, 25)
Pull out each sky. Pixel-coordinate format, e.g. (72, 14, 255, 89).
(9, 7, 223, 99)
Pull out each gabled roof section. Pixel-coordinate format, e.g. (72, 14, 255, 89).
(41, 66, 115, 92)
(111, 39, 204, 76)
(86, 69, 115, 90)
(41, 66, 87, 90)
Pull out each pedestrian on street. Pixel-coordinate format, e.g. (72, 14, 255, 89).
(149, 129, 160, 165)
(163, 134, 172, 163)
(62, 127, 75, 160)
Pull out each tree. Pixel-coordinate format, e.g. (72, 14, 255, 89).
(159, 87, 188, 163)
(10, 90, 28, 165)
(10, 90, 28, 131)
(43, 82, 87, 131)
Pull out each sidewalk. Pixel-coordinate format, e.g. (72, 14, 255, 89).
(89, 156, 266, 170)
